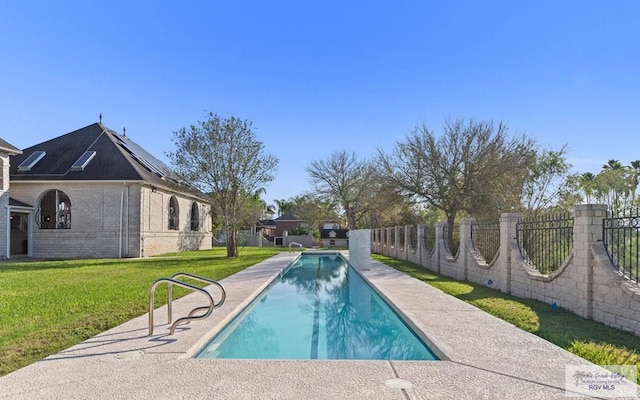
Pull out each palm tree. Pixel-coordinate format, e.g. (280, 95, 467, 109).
(630, 160, 640, 205)
(579, 172, 596, 203)
(274, 198, 295, 216)
(598, 159, 634, 212)
(603, 159, 623, 170)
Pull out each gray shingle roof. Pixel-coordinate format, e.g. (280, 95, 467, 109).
(0, 138, 22, 155)
(9, 123, 206, 201)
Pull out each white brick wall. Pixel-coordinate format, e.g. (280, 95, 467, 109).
(9, 182, 211, 258)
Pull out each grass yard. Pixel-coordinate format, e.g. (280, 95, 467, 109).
(3, 248, 640, 384)
(0, 247, 285, 376)
(373, 254, 640, 383)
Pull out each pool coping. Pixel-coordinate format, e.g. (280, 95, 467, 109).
(0, 251, 637, 399)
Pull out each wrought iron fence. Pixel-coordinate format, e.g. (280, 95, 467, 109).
(443, 223, 460, 256)
(471, 220, 500, 263)
(603, 208, 640, 283)
(516, 212, 574, 275)
(423, 224, 436, 255)
(409, 226, 418, 253)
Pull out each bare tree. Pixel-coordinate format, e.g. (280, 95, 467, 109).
(167, 112, 278, 257)
(306, 150, 375, 230)
(378, 118, 535, 249)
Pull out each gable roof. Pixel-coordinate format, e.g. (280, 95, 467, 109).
(320, 228, 349, 239)
(0, 138, 22, 155)
(9, 123, 206, 201)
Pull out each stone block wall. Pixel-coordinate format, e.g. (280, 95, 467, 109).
(0, 153, 10, 258)
(372, 204, 640, 336)
(9, 182, 211, 258)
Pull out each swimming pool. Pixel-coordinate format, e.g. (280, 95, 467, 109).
(195, 253, 438, 360)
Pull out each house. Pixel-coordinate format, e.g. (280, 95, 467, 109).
(320, 228, 349, 247)
(6, 122, 212, 259)
(271, 213, 346, 247)
(273, 212, 305, 237)
(0, 138, 23, 258)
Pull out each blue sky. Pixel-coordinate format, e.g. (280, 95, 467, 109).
(1, 1, 639, 207)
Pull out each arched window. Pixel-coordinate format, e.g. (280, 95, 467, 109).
(190, 202, 199, 231)
(37, 189, 71, 229)
(168, 196, 179, 230)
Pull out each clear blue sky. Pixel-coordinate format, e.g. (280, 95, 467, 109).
(1, 1, 639, 207)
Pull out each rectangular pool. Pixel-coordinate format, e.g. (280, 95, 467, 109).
(195, 252, 438, 360)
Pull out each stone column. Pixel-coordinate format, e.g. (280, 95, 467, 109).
(395, 226, 401, 259)
(573, 204, 609, 319)
(498, 212, 522, 294)
(435, 221, 446, 274)
(459, 218, 475, 281)
(416, 223, 424, 267)
(349, 229, 371, 271)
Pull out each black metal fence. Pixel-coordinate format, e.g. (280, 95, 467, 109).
(603, 208, 640, 283)
(516, 213, 574, 275)
(443, 223, 460, 256)
(423, 224, 436, 256)
(409, 226, 418, 253)
(471, 221, 500, 263)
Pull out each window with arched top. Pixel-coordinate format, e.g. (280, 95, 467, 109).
(168, 196, 179, 230)
(190, 202, 199, 231)
(37, 189, 71, 229)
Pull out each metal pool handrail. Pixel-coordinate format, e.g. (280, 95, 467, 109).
(289, 242, 303, 251)
(148, 273, 226, 335)
(168, 272, 226, 323)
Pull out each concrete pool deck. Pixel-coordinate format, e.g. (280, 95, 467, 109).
(1, 251, 637, 399)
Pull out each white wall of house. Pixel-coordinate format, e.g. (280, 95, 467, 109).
(9, 182, 211, 258)
(139, 186, 212, 256)
(0, 153, 10, 259)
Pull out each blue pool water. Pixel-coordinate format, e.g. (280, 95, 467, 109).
(195, 253, 438, 360)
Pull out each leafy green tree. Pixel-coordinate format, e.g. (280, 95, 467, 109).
(168, 112, 279, 257)
(520, 145, 578, 215)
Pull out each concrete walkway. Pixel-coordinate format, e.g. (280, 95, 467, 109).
(0, 252, 637, 399)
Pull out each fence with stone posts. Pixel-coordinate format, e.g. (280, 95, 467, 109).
(371, 204, 640, 337)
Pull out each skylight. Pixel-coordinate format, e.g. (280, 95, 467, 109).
(17, 151, 46, 171)
(71, 151, 97, 171)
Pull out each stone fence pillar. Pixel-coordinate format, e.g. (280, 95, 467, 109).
(435, 221, 446, 274)
(573, 204, 609, 319)
(416, 223, 424, 267)
(459, 218, 475, 281)
(349, 229, 371, 271)
(498, 212, 522, 294)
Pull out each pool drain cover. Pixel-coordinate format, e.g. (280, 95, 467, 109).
(385, 378, 413, 390)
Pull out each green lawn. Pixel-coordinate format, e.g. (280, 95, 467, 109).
(0, 247, 284, 376)
(373, 254, 640, 383)
(3, 248, 639, 383)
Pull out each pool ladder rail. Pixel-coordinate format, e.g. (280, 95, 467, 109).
(148, 272, 226, 336)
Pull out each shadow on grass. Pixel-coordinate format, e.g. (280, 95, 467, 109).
(373, 254, 640, 363)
